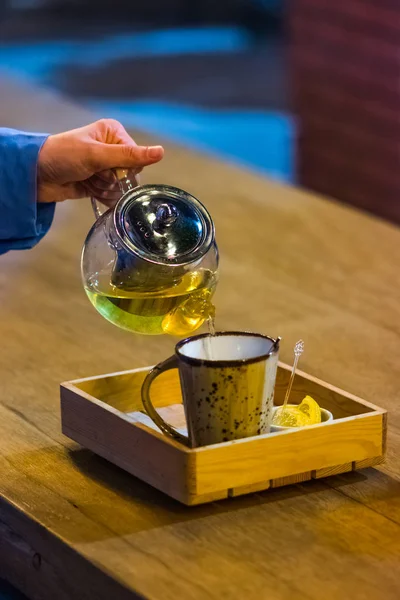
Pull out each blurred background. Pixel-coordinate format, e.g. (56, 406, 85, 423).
(0, 3, 399, 597)
(0, 1, 293, 181)
(1, 1, 398, 223)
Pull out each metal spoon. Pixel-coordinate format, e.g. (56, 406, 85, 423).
(282, 339, 304, 411)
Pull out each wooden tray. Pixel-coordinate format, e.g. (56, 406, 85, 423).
(60, 363, 387, 506)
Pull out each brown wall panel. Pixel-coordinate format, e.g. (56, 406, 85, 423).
(289, 0, 400, 223)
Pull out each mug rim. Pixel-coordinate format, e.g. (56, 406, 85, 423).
(175, 331, 280, 367)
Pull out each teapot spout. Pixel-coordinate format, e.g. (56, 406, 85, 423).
(161, 288, 215, 337)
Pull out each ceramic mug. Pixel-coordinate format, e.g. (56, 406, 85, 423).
(141, 331, 280, 447)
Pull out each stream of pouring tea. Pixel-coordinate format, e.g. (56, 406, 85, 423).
(204, 314, 216, 360)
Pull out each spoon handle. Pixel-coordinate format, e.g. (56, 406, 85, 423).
(282, 340, 304, 409)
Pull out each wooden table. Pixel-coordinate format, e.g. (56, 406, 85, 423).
(1, 75, 400, 600)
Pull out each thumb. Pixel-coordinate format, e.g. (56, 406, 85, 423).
(90, 142, 164, 171)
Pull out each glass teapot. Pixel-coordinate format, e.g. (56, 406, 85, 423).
(81, 170, 219, 336)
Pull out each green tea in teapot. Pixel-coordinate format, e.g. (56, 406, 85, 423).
(85, 268, 216, 336)
(81, 179, 219, 336)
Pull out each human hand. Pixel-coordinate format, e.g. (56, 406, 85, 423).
(37, 119, 164, 204)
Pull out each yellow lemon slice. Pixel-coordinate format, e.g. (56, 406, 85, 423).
(272, 405, 312, 427)
(298, 395, 321, 424)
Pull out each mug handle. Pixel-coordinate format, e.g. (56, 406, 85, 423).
(141, 356, 189, 446)
(91, 168, 139, 219)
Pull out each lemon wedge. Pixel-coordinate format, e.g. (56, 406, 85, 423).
(298, 395, 321, 424)
(272, 396, 322, 428)
(272, 405, 312, 427)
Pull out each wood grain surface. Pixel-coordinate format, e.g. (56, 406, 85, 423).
(1, 74, 400, 600)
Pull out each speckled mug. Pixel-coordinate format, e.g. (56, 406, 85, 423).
(141, 332, 280, 448)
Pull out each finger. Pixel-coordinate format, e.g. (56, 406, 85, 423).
(93, 169, 117, 184)
(87, 169, 141, 198)
(90, 189, 121, 203)
(42, 182, 89, 202)
(83, 180, 122, 203)
(108, 120, 138, 146)
(87, 173, 117, 192)
(95, 166, 142, 184)
(90, 118, 138, 146)
(89, 142, 164, 172)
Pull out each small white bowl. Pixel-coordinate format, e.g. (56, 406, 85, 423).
(270, 404, 333, 432)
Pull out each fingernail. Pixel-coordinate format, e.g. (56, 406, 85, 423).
(147, 145, 164, 159)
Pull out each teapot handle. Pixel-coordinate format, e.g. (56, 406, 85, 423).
(91, 168, 139, 220)
(90, 197, 106, 220)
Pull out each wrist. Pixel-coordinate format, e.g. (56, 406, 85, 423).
(37, 135, 57, 203)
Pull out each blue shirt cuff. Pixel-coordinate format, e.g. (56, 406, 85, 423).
(0, 128, 56, 254)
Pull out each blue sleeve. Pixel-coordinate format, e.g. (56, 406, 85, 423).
(0, 128, 56, 255)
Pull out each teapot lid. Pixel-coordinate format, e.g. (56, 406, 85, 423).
(113, 184, 214, 265)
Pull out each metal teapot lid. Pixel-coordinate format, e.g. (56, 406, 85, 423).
(114, 184, 214, 266)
